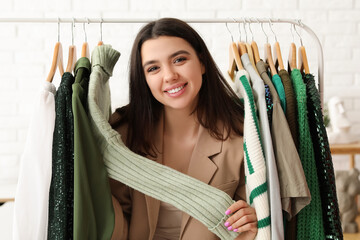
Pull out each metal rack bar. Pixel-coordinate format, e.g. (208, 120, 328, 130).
(0, 17, 324, 106)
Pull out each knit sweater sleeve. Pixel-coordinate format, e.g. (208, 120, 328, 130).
(88, 45, 240, 239)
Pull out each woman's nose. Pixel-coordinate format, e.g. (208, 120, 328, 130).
(163, 66, 178, 82)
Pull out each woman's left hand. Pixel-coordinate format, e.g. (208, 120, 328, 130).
(224, 200, 258, 240)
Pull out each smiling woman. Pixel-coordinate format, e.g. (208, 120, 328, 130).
(109, 18, 257, 240)
(141, 36, 204, 112)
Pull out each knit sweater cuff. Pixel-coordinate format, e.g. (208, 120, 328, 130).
(91, 44, 121, 77)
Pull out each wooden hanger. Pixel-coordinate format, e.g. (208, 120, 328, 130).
(228, 42, 244, 80)
(273, 42, 285, 71)
(265, 43, 277, 76)
(251, 41, 261, 63)
(288, 42, 297, 71)
(245, 42, 260, 76)
(298, 45, 310, 74)
(238, 42, 247, 56)
(65, 45, 77, 73)
(81, 42, 89, 58)
(46, 42, 64, 82)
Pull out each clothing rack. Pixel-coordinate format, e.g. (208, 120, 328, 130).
(0, 17, 324, 106)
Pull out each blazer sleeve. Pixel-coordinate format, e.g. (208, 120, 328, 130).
(110, 178, 132, 240)
(234, 159, 246, 202)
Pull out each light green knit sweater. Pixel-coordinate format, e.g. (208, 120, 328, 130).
(87, 45, 240, 239)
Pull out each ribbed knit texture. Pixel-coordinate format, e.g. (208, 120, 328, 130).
(304, 73, 343, 240)
(290, 69, 325, 240)
(279, 69, 298, 147)
(237, 73, 271, 240)
(272, 74, 286, 113)
(87, 45, 239, 239)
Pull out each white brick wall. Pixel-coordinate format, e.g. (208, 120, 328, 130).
(1, 0, 359, 238)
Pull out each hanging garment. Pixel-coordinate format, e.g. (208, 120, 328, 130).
(87, 44, 239, 240)
(241, 53, 284, 240)
(224, 71, 242, 98)
(72, 57, 115, 240)
(281, 69, 299, 239)
(271, 74, 286, 113)
(278, 69, 298, 147)
(48, 72, 75, 240)
(13, 82, 56, 240)
(256, 60, 311, 220)
(290, 69, 325, 240)
(235, 70, 271, 240)
(264, 84, 273, 126)
(303, 73, 343, 239)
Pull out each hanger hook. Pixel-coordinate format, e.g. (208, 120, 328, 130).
(294, 20, 303, 46)
(233, 19, 241, 42)
(71, 18, 75, 46)
(290, 23, 295, 43)
(258, 19, 268, 43)
(100, 17, 103, 42)
(225, 21, 234, 42)
(268, 18, 277, 42)
(57, 17, 60, 42)
(83, 18, 88, 42)
(242, 17, 248, 43)
(248, 17, 254, 42)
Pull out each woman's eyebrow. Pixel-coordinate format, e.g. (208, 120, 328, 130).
(143, 50, 190, 69)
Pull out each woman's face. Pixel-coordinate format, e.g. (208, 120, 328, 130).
(141, 36, 205, 113)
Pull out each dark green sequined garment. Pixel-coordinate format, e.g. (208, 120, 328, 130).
(48, 72, 75, 240)
(264, 84, 273, 127)
(291, 69, 325, 240)
(304, 73, 343, 240)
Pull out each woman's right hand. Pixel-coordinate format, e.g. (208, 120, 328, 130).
(224, 200, 258, 240)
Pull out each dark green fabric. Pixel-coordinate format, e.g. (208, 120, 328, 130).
(264, 84, 273, 127)
(291, 69, 325, 240)
(271, 74, 286, 113)
(72, 57, 115, 240)
(304, 73, 343, 240)
(279, 69, 298, 148)
(48, 72, 75, 240)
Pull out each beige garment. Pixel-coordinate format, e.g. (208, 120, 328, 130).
(256, 60, 311, 220)
(110, 111, 246, 240)
(153, 201, 182, 240)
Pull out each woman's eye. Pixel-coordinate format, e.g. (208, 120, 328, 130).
(174, 57, 186, 64)
(147, 66, 159, 72)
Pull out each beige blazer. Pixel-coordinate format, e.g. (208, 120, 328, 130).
(110, 112, 245, 240)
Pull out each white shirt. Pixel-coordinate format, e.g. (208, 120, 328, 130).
(13, 81, 56, 240)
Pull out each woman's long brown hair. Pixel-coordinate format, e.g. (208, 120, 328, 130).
(112, 18, 244, 157)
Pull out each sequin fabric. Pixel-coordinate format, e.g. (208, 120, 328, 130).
(291, 69, 325, 240)
(48, 72, 74, 240)
(304, 73, 343, 240)
(264, 84, 273, 127)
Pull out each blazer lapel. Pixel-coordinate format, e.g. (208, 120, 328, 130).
(179, 123, 223, 238)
